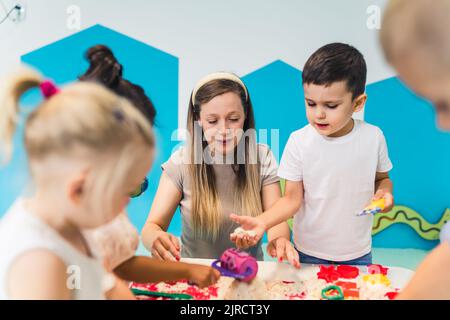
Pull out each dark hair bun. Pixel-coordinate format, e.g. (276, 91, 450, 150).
(79, 44, 156, 125)
(81, 44, 123, 87)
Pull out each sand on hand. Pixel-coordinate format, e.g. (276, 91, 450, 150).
(231, 227, 256, 238)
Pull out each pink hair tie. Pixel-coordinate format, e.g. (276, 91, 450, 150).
(39, 80, 60, 99)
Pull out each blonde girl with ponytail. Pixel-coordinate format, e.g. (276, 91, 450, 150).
(0, 66, 154, 299)
(142, 72, 299, 266)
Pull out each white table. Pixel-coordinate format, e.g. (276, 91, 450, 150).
(181, 258, 415, 289)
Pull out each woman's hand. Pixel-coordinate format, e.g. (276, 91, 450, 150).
(151, 230, 181, 261)
(229, 214, 266, 248)
(186, 264, 221, 288)
(266, 237, 301, 269)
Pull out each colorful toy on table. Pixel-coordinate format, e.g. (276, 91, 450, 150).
(367, 264, 389, 275)
(314, 264, 399, 300)
(130, 279, 226, 300)
(131, 287, 193, 300)
(321, 285, 344, 300)
(211, 248, 258, 282)
(317, 265, 360, 283)
(363, 274, 391, 286)
(357, 198, 386, 216)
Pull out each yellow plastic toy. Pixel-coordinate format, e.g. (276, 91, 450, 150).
(357, 198, 386, 216)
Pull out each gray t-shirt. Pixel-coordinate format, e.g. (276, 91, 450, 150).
(161, 144, 279, 260)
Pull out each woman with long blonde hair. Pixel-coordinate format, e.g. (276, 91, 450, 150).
(142, 72, 299, 265)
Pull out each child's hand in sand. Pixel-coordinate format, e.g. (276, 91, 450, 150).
(266, 237, 301, 269)
(187, 264, 221, 288)
(229, 214, 266, 248)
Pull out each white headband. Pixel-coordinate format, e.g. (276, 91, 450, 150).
(191, 72, 248, 106)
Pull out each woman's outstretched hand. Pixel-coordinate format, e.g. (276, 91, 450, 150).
(229, 214, 266, 249)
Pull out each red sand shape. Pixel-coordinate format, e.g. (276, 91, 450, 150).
(344, 289, 360, 299)
(334, 280, 359, 299)
(317, 265, 341, 283)
(367, 264, 389, 275)
(335, 281, 357, 290)
(336, 265, 360, 279)
(385, 292, 398, 300)
(286, 292, 306, 300)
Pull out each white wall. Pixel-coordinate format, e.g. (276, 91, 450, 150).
(1, 0, 394, 128)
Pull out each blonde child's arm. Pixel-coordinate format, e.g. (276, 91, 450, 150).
(230, 180, 303, 246)
(114, 256, 220, 288)
(141, 172, 182, 261)
(396, 241, 450, 299)
(373, 171, 394, 212)
(7, 250, 71, 299)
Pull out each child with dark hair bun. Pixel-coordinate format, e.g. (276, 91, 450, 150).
(79, 44, 156, 125)
(80, 45, 220, 288)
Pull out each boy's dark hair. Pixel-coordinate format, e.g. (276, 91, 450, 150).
(302, 43, 367, 99)
(79, 45, 156, 125)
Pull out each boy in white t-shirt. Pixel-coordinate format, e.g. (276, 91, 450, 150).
(231, 43, 394, 265)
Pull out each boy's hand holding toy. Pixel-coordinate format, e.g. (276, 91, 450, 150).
(372, 189, 394, 213)
(357, 190, 394, 216)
